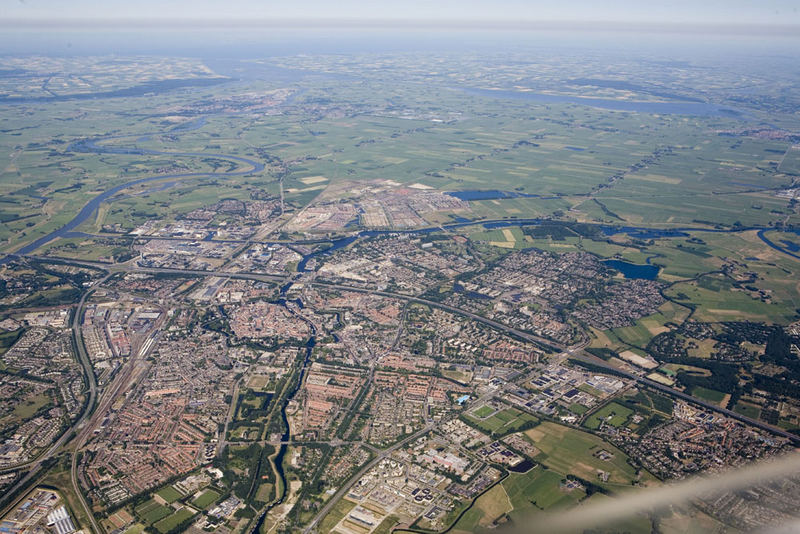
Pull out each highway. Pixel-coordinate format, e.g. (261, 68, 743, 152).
(304, 384, 503, 534)
(24, 257, 800, 445)
(0, 274, 107, 526)
(24, 257, 563, 351)
(0, 270, 166, 533)
(565, 351, 800, 445)
(217, 377, 243, 458)
(69, 279, 106, 534)
(302, 423, 436, 534)
(7, 253, 797, 533)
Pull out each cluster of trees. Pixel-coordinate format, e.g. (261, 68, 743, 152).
(216, 442, 276, 506)
(521, 221, 602, 241)
(673, 358, 739, 394)
(0, 259, 98, 309)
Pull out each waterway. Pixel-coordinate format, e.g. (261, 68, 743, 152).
(290, 218, 796, 273)
(296, 236, 358, 272)
(459, 87, 748, 118)
(251, 300, 315, 532)
(0, 131, 264, 265)
(6, 117, 799, 269)
(756, 229, 800, 260)
(0, 77, 230, 104)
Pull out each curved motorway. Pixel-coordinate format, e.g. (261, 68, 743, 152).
(0, 276, 105, 527)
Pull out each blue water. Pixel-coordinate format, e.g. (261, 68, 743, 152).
(757, 230, 800, 260)
(565, 146, 586, 151)
(461, 87, 747, 118)
(602, 259, 660, 280)
(780, 240, 800, 253)
(0, 127, 264, 265)
(0, 78, 229, 104)
(291, 219, 782, 274)
(296, 236, 358, 272)
(279, 282, 293, 295)
(9, 118, 799, 272)
(170, 116, 207, 132)
(252, 300, 315, 533)
(508, 459, 535, 473)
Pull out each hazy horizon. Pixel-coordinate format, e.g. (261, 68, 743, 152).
(2, 0, 800, 31)
(3, 0, 799, 59)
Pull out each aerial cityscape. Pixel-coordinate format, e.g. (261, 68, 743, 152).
(1, 2, 800, 533)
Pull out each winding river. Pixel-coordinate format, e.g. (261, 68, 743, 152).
(3, 119, 797, 268)
(1, 127, 264, 264)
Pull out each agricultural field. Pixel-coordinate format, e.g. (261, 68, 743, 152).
(317, 498, 357, 533)
(691, 386, 727, 404)
(2, 38, 800, 534)
(3, 70, 799, 256)
(503, 468, 584, 514)
(453, 464, 654, 533)
(462, 407, 539, 437)
(583, 402, 635, 430)
(666, 274, 796, 323)
(451, 476, 520, 532)
(777, 145, 800, 175)
(523, 422, 654, 488)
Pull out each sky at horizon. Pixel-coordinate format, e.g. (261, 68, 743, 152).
(3, 0, 800, 28)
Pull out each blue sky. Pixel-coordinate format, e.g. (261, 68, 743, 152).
(3, 0, 799, 26)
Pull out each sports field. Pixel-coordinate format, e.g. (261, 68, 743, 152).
(155, 485, 183, 504)
(462, 407, 539, 437)
(191, 489, 220, 509)
(153, 508, 196, 534)
(134, 499, 171, 525)
(583, 402, 634, 430)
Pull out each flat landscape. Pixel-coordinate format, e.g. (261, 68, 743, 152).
(1, 16, 800, 534)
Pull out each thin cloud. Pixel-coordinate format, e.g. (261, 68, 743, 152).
(526, 452, 800, 534)
(1, 17, 799, 37)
